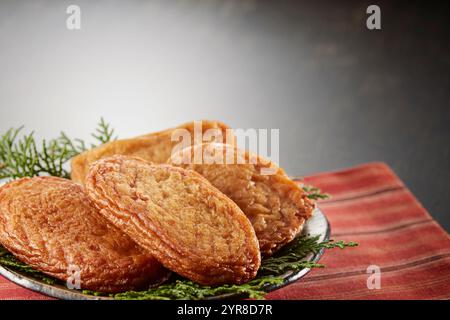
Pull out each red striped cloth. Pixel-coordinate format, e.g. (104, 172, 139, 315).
(267, 162, 450, 300)
(1, 162, 449, 300)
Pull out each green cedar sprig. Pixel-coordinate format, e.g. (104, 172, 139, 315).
(111, 277, 284, 300)
(0, 249, 57, 285)
(302, 185, 330, 200)
(260, 235, 358, 275)
(0, 118, 116, 180)
(90, 117, 117, 146)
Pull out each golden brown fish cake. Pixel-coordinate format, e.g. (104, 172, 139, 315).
(71, 120, 235, 183)
(85, 155, 260, 286)
(169, 143, 315, 256)
(0, 176, 169, 293)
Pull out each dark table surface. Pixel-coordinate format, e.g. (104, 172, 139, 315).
(252, 0, 450, 231)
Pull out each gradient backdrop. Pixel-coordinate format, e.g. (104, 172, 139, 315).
(0, 0, 449, 230)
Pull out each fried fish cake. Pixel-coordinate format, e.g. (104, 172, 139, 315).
(71, 120, 235, 184)
(0, 177, 169, 293)
(169, 143, 315, 256)
(85, 155, 260, 286)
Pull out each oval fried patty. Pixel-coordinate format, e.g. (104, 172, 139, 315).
(0, 177, 169, 293)
(169, 143, 315, 256)
(85, 155, 260, 285)
(71, 120, 235, 184)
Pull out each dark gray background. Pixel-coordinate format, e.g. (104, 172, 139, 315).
(0, 1, 449, 230)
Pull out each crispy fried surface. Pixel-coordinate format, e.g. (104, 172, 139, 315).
(0, 177, 169, 293)
(169, 143, 315, 256)
(71, 120, 234, 183)
(85, 155, 260, 285)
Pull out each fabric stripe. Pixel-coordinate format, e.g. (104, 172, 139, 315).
(332, 219, 433, 236)
(302, 254, 450, 282)
(320, 186, 404, 205)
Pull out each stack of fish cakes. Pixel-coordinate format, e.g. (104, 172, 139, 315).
(0, 120, 314, 291)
